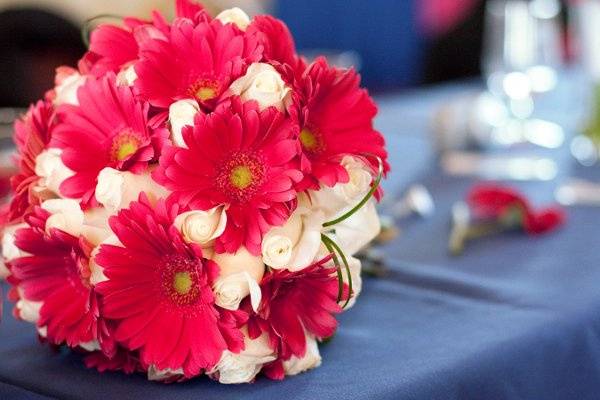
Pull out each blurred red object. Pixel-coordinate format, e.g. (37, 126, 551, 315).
(467, 183, 566, 235)
(419, 0, 479, 36)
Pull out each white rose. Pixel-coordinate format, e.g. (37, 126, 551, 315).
(81, 207, 113, 247)
(212, 247, 265, 281)
(330, 199, 380, 256)
(212, 247, 264, 310)
(16, 298, 42, 323)
(148, 365, 184, 382)
(215, 7, 251, 31)
(336, 156, 372, 201)
(41, 198, 85, 237)
(16, 287, 42, 324)
(95, 168, 168, 212)
(209, 332, 275, 384)
(88, 235, 121, 286)
(79, 340, 101, 352)
(34, 148, 74, 197)
(116, 64, 137, 87)
(310, 158, 374, 221)
(213, 271, 261, 311)
(340, 256, 362, 309)
(229, 63, 291, 112)
(287, 207, 327, 270)
(262, 200, 326, 271)
(0, 262, 8, 279)
(174, 207, 227, 246)
(168, 99, 199, 148)
(261, 212, 302, 268)
(2, 223, 29, 264)
(261, 234, 294, 268)
(283, 334, 322, 376)
(53, 72, 86, 106)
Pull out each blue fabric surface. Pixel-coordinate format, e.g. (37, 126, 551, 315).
(1, 75, 600, 399)
(275, 0, 423, 89)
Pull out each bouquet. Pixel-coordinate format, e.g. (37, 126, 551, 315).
(0, 0, 389, 383)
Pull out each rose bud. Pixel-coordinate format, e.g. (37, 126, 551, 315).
(215, 7, 251, 30)
(168, 99, 200, 148)
(95, 167, 168, 212)
(229, 63, 291, 112)
(173, 206, 227, 247)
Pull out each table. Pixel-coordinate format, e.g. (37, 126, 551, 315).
(2, 74, 600, 399)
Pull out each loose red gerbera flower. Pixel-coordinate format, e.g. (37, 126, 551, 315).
(246, 256, 341, 362)
(153, 98, 302, 255)
(51, 74, 169, 207)
(467, 183, 565, 234)
(292, 58, 389, 189)
(9, 101, 54, 222)
(9, 206, 108, 348)
(95, 194, 247, 377)
(134, 17, 262, 111)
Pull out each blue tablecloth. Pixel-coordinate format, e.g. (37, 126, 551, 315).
(2, 74, 600, 399)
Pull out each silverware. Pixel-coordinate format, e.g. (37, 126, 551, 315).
(441, 151, 558, 181)
(555, 179, 600, 206)
(391, 184, 435, 219)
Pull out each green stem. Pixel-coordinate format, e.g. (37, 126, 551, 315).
(323, 234, 353, 309)
(449, 221, 513, 256)
(81, 14, 124, 48)
(322, 156, 383, 228)
(321, 234, 344, 302)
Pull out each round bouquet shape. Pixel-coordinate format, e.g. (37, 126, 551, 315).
(1, 0, 389, 383)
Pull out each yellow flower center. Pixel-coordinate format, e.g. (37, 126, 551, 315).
(196, 86, 218, 102)
(110, 129, 141, 163)
(230, 165, 253, 189)
(189, 79, 220, 102)
(116, 141, 138, 161)
(217, 152, 266, 203)
(172, 271, 193, 295)
(299, 127, 323, 154)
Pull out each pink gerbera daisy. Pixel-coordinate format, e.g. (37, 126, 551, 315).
(84, 346, 142, 374)
(247, 15, 302, 70)
(51, 74, 169, 207)
(246, 256, 342, 371)
(292, 57, 389, 189)
(95, 194, 247, 377)
(83, 1, 207, 77)
(134, 17, 262, 110)
(9, 206, 109, 349)
(153, 99, 302, 255)
(9, 101, 54, 222)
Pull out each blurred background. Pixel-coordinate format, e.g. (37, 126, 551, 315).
(0, 0, 574, 107)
